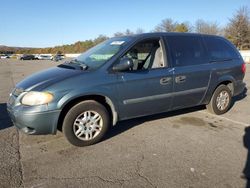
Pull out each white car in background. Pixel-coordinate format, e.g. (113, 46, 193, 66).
(37, 55, 53, 60)
(0, 54, 10, 59)
(52, 54, 65, 61)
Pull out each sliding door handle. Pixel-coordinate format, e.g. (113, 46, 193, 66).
(175, 76, 186, 83)
(160, 77, 171, 85)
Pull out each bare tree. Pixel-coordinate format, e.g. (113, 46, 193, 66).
(113, 29, 134, 37)
(125, 29, 134, 36)
(195, 19, 221, 35)
(135, 28, 145, 34)
(113, 32, 125, 37)
(225, 6, 250, 50)
(154, 18, 177, 32)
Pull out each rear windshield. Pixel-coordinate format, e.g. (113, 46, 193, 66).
(204, 36, 239, 61)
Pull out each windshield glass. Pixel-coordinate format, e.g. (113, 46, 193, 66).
(75, 37, 131, 70)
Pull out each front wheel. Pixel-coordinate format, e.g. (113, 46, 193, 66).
(206, 85, 232, 115)
(62, 100, 110, 147)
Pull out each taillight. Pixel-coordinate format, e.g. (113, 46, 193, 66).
(241, 63, 246, 74)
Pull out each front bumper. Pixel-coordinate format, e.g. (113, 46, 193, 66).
(7, 106, 61, 135)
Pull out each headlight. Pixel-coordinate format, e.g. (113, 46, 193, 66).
(21, 91, 54, 106)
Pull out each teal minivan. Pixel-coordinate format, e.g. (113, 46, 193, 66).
(7, 33, 246, 146)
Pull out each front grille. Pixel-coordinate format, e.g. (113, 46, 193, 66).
(8, 95, 15, 106)
(12, 88, 24, 97)
(8, 87, 24, 106)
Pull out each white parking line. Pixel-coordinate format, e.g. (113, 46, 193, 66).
(199, 111, 249, 127)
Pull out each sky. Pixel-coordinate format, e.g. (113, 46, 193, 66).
(0, 0, 249, 48)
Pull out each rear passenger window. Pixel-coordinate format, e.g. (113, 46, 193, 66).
(166, 36, 207, 67)
(204, 36, 239, 61)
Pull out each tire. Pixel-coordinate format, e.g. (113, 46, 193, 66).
(206, 85, 232, 115)
(62, 100, 110, 147)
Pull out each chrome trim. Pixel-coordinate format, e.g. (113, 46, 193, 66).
(13, 88, 24, 97)
(8, 88, 27, 107)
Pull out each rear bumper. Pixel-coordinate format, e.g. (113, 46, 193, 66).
(234, 81, 246, 96)
(7, 107, 61, 135)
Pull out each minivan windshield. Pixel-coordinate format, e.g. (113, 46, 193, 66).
(75, 37, 131, 70)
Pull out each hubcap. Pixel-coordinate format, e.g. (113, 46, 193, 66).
(216, 91, 230, 111)
(73, 111, 103, 141)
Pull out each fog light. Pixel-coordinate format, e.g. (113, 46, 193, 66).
(21, 127, 35, 134)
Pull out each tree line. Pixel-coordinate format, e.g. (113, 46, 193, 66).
(11, 6, 250, 54)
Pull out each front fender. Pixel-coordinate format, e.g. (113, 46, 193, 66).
(57, 87, 119, 125)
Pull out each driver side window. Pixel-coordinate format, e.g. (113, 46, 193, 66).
(122, 39, 165, 71)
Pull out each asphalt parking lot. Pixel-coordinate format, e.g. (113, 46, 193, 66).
(0, 59, 250, 188)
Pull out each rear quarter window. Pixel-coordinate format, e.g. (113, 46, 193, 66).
(204, 36, 239, 61)
(165, 36, 207, 67)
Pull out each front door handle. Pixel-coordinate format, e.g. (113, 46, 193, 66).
(175, 76, 186, 83)
(160, 77, 171, 85)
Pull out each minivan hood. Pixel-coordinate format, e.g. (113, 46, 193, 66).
(16, 67, 82, 91)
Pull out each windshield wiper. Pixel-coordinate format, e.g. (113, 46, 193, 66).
(68, 59, 88, 70)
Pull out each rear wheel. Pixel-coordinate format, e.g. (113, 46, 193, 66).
(206, 85, 232, 115)
(62, 100, 110, 147)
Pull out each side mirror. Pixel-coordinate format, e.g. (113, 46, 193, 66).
(112, 58, 134, 72)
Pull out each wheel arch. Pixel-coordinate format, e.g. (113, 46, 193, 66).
(57, 94, 118, 131)
(202, 76, 235, 104)
(216, 75, 236, 95)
